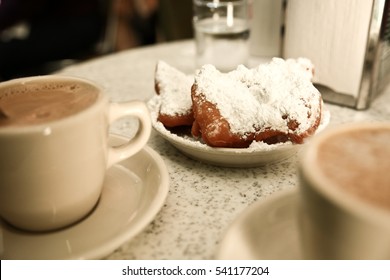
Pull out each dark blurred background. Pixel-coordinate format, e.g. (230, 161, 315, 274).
(0, 0, 193, 81)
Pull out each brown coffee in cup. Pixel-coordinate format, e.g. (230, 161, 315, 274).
(316, 127, 390, 210)
(0, 75, 151, 231)
(0, 81, 98, 127)
(299, 122, 390, 259)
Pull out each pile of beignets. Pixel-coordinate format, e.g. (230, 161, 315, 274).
(154, 58, 322, 148)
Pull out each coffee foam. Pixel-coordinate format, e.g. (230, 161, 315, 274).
(317, 127, 390, 210)
(0, 81, 88, 99)
(0, 80, 98, 127)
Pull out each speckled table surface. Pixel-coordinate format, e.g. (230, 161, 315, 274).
(59, 40, 390, 260)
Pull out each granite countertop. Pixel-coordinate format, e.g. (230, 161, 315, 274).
(59, 40, 390, 259)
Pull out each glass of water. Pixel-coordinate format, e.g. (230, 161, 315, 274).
(193, 0, 251, 72)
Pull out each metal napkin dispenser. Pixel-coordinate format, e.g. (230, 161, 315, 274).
(283, 0, 390, 109)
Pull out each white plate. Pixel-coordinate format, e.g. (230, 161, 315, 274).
(215, 188, 302, 259)
(0, 134, 169, 260)
(149, 96, 330, 167)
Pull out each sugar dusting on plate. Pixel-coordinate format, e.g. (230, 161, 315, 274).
(149, 58, 330, 161)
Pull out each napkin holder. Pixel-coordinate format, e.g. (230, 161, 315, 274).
(282, 0, 390, 109)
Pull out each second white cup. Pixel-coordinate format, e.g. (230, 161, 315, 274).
(299, 122, 390, 259)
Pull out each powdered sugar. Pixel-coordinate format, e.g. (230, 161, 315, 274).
(149, 95, 296, 151)
(193, 58, 321, 136)
(148, 91, 330, 166)
(155, 60, 193, 116)
(286, 57, 315, 81)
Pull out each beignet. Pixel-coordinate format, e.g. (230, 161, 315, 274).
(154, 60, 194, 127)
(191, 58, 322, 147)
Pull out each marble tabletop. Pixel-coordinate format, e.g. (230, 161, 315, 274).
(59, 40, 390, 260)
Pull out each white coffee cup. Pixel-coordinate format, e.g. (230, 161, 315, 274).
(0, 75, 151, 231)
(298, 122, 390, 259)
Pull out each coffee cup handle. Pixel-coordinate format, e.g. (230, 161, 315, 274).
(106, 101, 152, 168)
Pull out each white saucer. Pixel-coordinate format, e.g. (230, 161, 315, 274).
(0, 134, 169, 260)
(216, 188, 302, 259)
(149, 96, 330, 167)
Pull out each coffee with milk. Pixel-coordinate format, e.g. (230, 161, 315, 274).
(0, 81, 98, 127)
(299, 122, 390, 259)
(316, 127, 390, 210)
(0, 75, 151, 232)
